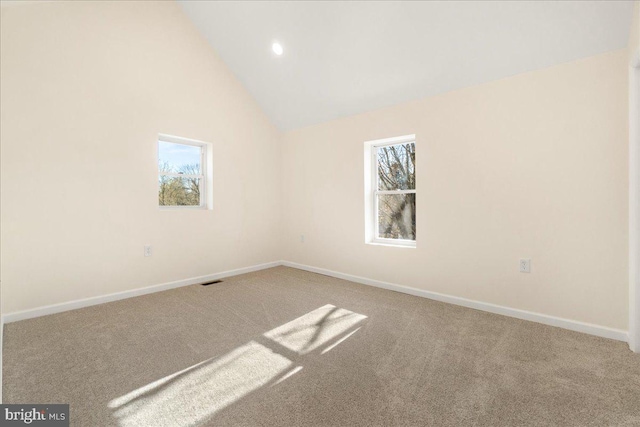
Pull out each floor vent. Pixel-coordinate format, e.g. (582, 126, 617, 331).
(201, 280, 223, 286)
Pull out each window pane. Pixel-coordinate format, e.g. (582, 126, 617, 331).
(159, 176, 201, 206)
(158, 141, 201, 175)
(378, 193, 416, 240)
(377, 143, 415, 190)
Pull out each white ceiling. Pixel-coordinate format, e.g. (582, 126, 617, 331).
(178, 1, 634, 131)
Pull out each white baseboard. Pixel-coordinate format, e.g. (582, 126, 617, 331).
(1, 260, 628, 344)
(281, 261, 629, 343)
(2, 261, 281, 324)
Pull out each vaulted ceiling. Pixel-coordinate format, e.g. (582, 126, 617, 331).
(179, 1, 634, 131)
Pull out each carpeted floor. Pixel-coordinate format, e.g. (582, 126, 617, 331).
(3, 266, 640, 426)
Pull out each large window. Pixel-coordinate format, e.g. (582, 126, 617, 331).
(365, 135, 416, 247)
(158, 135, 209, 208)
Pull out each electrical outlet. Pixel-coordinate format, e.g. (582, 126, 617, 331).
(519, 259, 531, 273)
(144, 245, 152, 257)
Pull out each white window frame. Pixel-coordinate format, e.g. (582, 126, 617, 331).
(158, 134, 211, 210)
(364, 134, 416, 248)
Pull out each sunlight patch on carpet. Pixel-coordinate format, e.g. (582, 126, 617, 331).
(109, 304, 367, 426)
(263, 304, 367, 355)
(110, 341, 291, 427)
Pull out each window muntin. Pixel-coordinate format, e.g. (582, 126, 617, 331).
(158, 137, 206, 208)
(372, 140, 416, 245)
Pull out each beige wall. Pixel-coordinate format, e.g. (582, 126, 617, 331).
(282, 50, 629, 330)
(0, 1, 282, 313)
(0, 2, 632, 335)
(631, 2, 640, 58)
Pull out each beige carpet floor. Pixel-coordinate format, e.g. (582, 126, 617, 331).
(3, 266, 640, 426)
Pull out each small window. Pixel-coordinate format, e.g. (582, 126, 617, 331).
(158, 134, 210, 208)
(365, 135, 416, 247)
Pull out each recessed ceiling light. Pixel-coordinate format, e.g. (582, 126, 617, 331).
(272, 42, 284, 56)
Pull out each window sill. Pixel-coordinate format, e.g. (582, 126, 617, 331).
(366, 240, 416, 249)
(159, 206, 209, 211)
